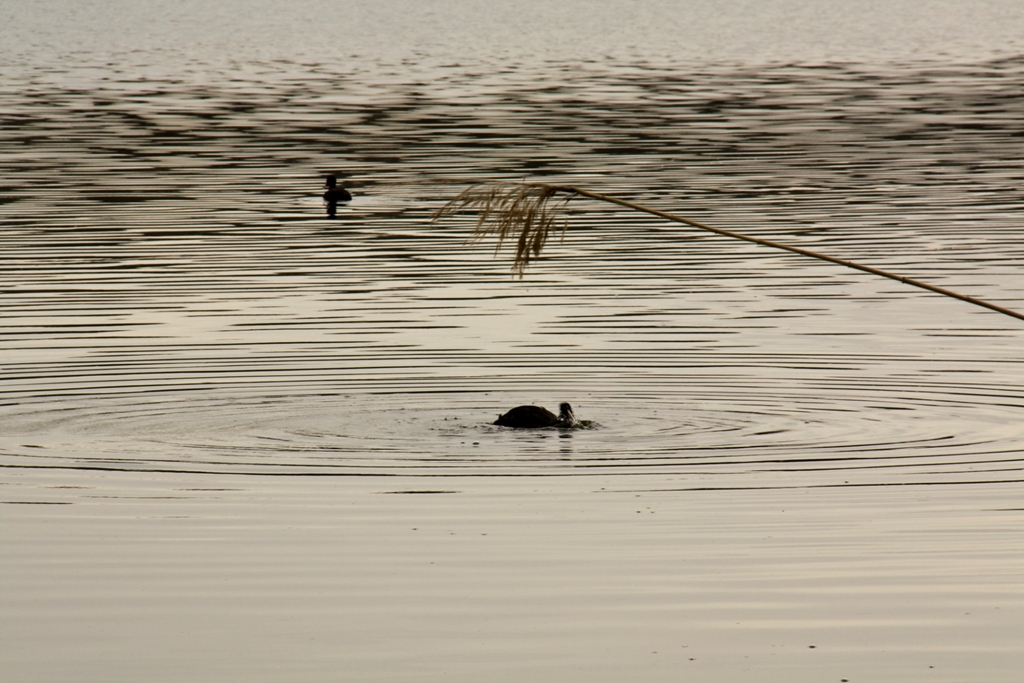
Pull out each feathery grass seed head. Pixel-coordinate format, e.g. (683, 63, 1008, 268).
(432, 182, 572, 276)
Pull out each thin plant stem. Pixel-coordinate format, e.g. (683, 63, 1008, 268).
(433, 181, 1024, 323)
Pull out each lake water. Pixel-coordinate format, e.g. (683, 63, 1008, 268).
(3, 1, 1024, 681)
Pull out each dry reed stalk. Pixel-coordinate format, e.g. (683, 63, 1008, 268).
(432, 181, 1024, 323)
(432, 182, 572, 275)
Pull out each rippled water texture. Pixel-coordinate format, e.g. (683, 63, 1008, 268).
(3, 1, 1024, 681)
(5, 58, 1024, 482)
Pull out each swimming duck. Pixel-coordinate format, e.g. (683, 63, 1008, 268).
(323, 174, 352, 203)
(494, 402, 576, 428)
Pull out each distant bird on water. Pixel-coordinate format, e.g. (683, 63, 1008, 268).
(494, 402, 577, 428)
(323, 175, 351, 216)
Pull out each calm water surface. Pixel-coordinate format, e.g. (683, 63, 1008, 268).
(2, 1, 1024, 681)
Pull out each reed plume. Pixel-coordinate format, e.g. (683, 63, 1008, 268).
(432, 182, 573, 275)
(433, 181, 1024, 323)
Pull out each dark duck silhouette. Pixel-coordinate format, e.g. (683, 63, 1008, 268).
(322, 175, 351, 216)
(494, 402, 576, 428)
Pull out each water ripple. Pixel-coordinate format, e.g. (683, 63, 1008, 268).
(3, 58, 1024, 489)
